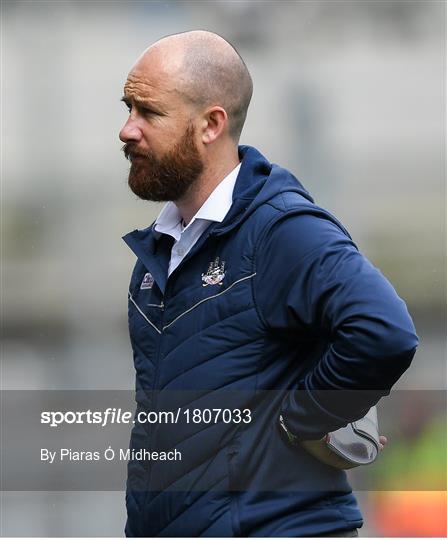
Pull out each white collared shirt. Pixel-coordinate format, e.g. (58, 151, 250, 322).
(154, 163, 241, 276)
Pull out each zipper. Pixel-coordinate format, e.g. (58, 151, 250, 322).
(145, 293, 166, 498)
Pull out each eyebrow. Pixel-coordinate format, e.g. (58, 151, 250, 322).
(121, 95, 164, 113)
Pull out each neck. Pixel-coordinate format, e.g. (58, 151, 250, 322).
(175, 146, 240, 225)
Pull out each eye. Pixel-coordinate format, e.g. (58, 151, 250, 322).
(141, 107, 155, 116)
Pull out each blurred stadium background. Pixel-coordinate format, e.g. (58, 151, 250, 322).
(1, 0, 445, 536)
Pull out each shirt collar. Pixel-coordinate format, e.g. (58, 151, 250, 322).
(153, 162, 241, 238)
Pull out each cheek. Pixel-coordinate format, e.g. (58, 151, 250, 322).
(143, 116, 190, 153)
(145, 119, 175, 144)
(136, 124, 162, 152)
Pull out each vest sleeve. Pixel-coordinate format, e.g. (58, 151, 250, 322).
(253, 211, 419, 441)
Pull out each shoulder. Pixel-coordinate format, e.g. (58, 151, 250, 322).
(254, 196, 356, 262)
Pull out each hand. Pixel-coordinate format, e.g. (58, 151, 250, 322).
(378, 435, 387, 451)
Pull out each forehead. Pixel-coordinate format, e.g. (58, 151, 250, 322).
(123, 51, 181, 106)
(124, 70, 167, 104)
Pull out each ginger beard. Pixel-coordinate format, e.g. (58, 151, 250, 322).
(123, 122, 204, 202)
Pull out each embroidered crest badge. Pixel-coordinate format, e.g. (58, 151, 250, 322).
(140, 272, 154, 290)
(202, 257, 226, 287)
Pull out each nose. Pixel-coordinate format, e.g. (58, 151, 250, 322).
(119, 116, 142, 143)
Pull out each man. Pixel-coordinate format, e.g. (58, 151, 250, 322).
(120, 31, 418, 537)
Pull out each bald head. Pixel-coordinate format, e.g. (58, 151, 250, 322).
(142, 30, 253, 142)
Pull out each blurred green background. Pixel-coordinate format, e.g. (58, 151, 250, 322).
(2, 0, 445, 536)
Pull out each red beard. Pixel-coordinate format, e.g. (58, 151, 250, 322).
(123, 123, 204, 202)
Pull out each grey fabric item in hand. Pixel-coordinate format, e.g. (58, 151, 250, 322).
(326, 407, 380, 467)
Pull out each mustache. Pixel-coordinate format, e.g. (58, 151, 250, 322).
(121, 143, 150, 161)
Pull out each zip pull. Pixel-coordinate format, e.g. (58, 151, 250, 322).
(147, 301, 165, 309)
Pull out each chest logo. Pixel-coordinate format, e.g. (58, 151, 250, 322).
(202, 257, 226, 287)
(140, 272, 154, 290)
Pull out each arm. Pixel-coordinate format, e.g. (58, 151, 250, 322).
(254, 209, 419, 442)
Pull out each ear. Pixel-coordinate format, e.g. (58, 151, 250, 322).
(201, 106, 228, 144)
